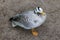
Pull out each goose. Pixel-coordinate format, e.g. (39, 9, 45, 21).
(9, 7, 47, 36)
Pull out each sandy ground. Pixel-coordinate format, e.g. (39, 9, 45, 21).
(0, 0, 60, 40)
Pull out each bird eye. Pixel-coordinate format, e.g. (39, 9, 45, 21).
(37, 12, 41, 16)
(37, 12, 40, 14)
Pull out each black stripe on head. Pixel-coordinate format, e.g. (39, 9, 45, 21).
(38, 7, 40, 10)
(34, 10, 36, 14)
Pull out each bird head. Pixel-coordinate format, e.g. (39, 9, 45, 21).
(34, 7, 46, 16)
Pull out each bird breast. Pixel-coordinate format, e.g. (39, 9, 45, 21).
(19, 11, 46, 28)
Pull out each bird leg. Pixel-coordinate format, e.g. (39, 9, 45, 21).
(31, 29, 38, 36)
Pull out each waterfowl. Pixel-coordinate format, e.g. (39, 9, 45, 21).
(9, 7, 46, 36)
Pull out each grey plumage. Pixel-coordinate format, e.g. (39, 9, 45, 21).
(9, 7, 46, 29)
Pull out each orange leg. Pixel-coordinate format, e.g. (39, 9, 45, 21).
(31, 29, 38, 36)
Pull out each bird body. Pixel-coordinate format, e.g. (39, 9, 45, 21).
(9, 7, 46, 29)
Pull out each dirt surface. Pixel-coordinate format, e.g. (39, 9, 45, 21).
(0, 0, 60, 40)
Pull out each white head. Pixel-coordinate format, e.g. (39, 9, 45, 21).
(34, 7, 46, 16)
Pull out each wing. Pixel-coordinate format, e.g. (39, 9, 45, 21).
(13, 14, 34, 28)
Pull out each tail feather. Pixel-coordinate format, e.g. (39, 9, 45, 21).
(9, 17, 19, 22)
(9, 17, 14, 22)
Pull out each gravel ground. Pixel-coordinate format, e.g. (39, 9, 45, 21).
(0, 0, 60, 40)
